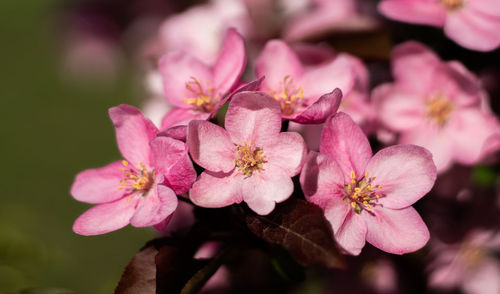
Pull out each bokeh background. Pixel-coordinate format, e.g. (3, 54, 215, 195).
(1, 1, 154, 293)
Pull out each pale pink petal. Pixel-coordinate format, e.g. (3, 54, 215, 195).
(189, 170, 243, 208)
(187, 120, 236, 173)
(444, 9, 500, 51)
(130, 184, 178, 228)
(333, 209, 367, 256)
(71, 161, 124, 204)
(241, 165, 294, 215)
(224, 91, 282, 146)
(428, 251, 465, 290)
(212, 28, 246, 94)
(464, 259, 500, 294)
(363, 207, 430, 254)
(320, 112, 372, 180)
(291, 89, 342, 124)
(378, 0, 446, 27)
(109, 105, 158, 168)
(264, 132, 307, 177)
(72, 196, 139, 235)
(300, 152, 345, 205)
(365, 145, 437, 209)
(150, 136, 196, 194)
(161, 108, 204, 130)
(256, 40, 304, 90)
(299, 54, 355, 99)
(158, 51, 213, 107)
(468, 0, 500, 17)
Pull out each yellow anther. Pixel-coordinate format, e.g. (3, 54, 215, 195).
(350, 171, 356, 179)
(365, 172, 369, 178)
(122, 160, 128, 166)
(351, 202, 356, 208)
(426, 95, 454, 126)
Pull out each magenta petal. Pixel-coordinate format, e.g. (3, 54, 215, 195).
(72, 196, 139, 235)
(130, 184, 178, 228)
(241, 165, 294, 215)
(378, 0, 446, 27)
(71, 161, 124, 204)
(109, 105, 158, 168)
(187, 120, 236, 173)
(300, 152, 345, 204)
(161, 108, 202, 130)
(158, 51, 213, 107)
(264, 132, 307, 177)
(150, 136, 196, 194)
(212, 28, 246, 94)
(158, 125, 187, 142)
(224, 91, 282, 146)
(363, 207, 430, 254)
(291, 88, 342, 124)
(333, 209, 367, 256)
(320, 112, 372, 180)
(256, 40, 304, 90)
(365, 145, 437, 209)
(189, 170, 243, 208)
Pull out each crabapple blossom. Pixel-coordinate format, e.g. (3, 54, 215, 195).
(71, 105, 196, 235)
(378, 0, 500, 51)
(159, 28, 246, 129)
(373, 41, 500, 172)
(187, 91, 307, 215)
(300, 112, 436, 255)
(256, 40, 354, 123)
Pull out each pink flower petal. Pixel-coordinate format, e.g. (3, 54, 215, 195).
(291, 89, 342, 124)
(299, 54, 355, 99)
(187, 120, 236, 173)
(365, 145, 437, 209)
(108, 105, 158, 168)
(300, 152, 345, 205)
(150, 136, 196, 194)
(158, 51, 213, 108)
(130, 184, 178, 228)
(468, 0, 500, 17)
(363, 206, 430, 254)
(378, 0, 446, 27)
(320, 112, 372, 181)
(264, 132, 307, 177)
(256, 40, 304, 90)
(464, 258, 500, 294)
(224, 91, 282, 146)
(333, 209, 367, 256)
(189, 170, 243, 208)
(161, 108, 205, 130)
(444, 9, 500, 51)
(71, 161, 124, 204)
(241, 165, 294, 215)
(72, 196, 139, 235)
(212, 28, 246, 94)
(158, 125, 187, 142)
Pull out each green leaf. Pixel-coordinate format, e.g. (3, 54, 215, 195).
(16, 288, 76, 294)
(245, 199, 345, 269)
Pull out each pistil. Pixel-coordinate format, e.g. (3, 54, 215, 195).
(343, 171, 384, 214)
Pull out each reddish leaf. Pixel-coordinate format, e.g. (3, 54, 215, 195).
(115, 245, 157, 294)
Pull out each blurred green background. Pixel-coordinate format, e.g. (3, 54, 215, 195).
(0, 0, 154, 293)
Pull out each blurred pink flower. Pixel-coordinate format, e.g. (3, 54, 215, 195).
(158, 28, 246, 129)
(428, 230, 500, 294)
(187, 91, 307, 215)
(373, 41, 500, 172)
(283, 0, 379, 42)
(300, 112, 436, 255)
(378, 0, 500, 51)
(256, 40, 354, 123)
(71, 105, 196, 235)
(158, 0, 251, 64)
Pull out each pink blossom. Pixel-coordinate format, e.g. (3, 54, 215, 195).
(158, 28, 246, 129)
(71, 105, 196, 235)
(256, 40, 355, 123)
(378, 0, 500, 51)
(373, 41, 500, 172)
(300, 112, 436, 255)
(187, 91, 307, 215)
(428, 230, 500, 294)
(158, 0, 251, 64)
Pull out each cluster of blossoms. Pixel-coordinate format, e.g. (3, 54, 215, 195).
(67, 0, 500, 292)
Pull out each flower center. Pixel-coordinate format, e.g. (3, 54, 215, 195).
(268, 75, 304, 116)
(183, 77, 217, 113)
(119, 160, 154, 195)
(440, 0, 464, 10)
(459, 243, 486, 269)
(426, 95, 454, 126)
(234, 141, 267, 177)
(343, 171, 384, 214)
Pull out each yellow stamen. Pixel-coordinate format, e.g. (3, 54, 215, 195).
(426, 95, 454, 126)
(234, 141, 267, 177)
